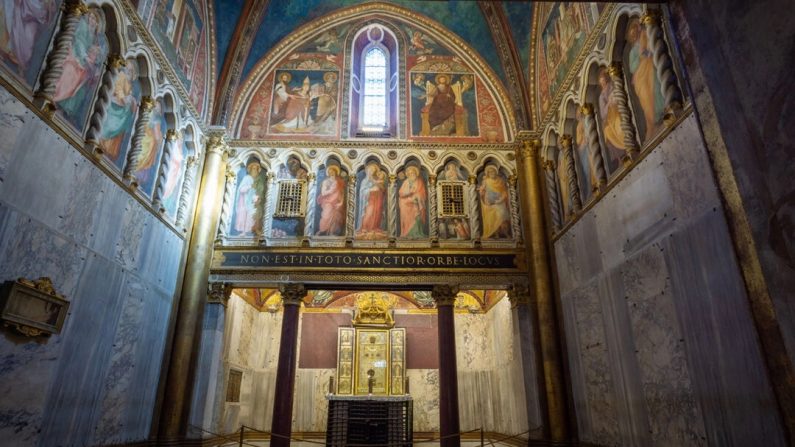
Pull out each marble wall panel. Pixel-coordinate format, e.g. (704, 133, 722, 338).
(408, 369, 439, 432)
(554, 114, 787, 445)
(293, 368, 334, 432)
(515, 305, 544, 438)
(189, 303, 227, 435)
(0, 88, 186, 445)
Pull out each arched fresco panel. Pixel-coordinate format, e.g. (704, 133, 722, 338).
(478, 163, 513, 240)
(396, 161, 429, 239)
(230, 155, 267, 238)
(99, 56, 148, 171)
(0, 0, 63, 88)
(355, 159, 388, 240)
(314, 158, 348, 237)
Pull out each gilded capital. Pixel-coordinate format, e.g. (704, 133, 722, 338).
(64, 1, 89, 16)
(508, 175, 517, 187)
(166, 129, 181, 142)
(186, 156, 198, 168)
(560, 134, 573, 149)
(519, 139, 541, 160)
(429, 174, 437, 186)
(140, 96, 156, 112)
(207, 282, 233, 305)
(279, 283, 308, 305)
(543, 160, 556, 171)
(106, 54, 126, 70)
(432, 284, 459, 306)
(508, 284, 531, 307)
(608, 62, 624, 78)
(389, 174, 397, 184)
(641, 10, 660, 26)
(468, 175, 477, 185)
(580, 103, 594, 116)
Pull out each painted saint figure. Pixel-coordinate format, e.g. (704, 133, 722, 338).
(0, 0, 57, 79)
(479, 165, 512, 239)
(52, 8, 108, 128)
(417, 73, 473, 136)
(233, 157, 266, 236)
(356, 163, 387, 238)
(316, 165, 346, 236)
(398, 165, 427, 238)
(98, 59, 139, 168)
(626, 17, 664, 141)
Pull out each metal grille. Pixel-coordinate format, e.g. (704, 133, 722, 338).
(440, 182, 466, 217)
(275, 180, 305, 217)
(226, 369, 242, 403)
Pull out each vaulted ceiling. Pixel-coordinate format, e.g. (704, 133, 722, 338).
(211, 0, 536, 126)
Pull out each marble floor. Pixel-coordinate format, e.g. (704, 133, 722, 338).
(218, 443, 516, 446)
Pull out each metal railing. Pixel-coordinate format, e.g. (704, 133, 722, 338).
(190, 423, 536, 446)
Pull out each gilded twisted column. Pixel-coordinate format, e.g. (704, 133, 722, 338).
(543, 159, 562, 230)
(608, 62, 640, 161)
(175, 156, 197, 229)
(428, 175, 438, 243)
(263, 173, 276, 240)
(346, 176, 356, 240)
(215, 167, 237, 242)
(388, 174, 398, 239)
(561, 135, 582, 213)
(152, 130, 180, 212)
(642, 10, 683, 124)
(433, 284, 461, 447)
(303, 173, 317, 237)
(123, 96, 156, 186)
(517, 135, 569, 442)
(85, 55, 126, 153)
(468, 175, 481, 240)
(159, 127, 231, 440)
(508, 175, 522, 243)
(581, 104, 607, 192)
(34, 1, 90, 109)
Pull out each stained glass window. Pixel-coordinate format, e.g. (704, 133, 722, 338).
(362, 47, 387, 128)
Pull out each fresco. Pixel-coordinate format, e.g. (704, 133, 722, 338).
(355, 161, 388, 240)
(135, 99, 167, 196)
(478, 164, 512, 240)
(229, 156, 267, 237)
(556, 150, 571, 218)
(402, 24, 449, 57)
(502, 2, 533, 85)
(0, 0, 62, 87)
(314, 160, 347, 237)
(53, 8, 109, 132)
(271, 156, 306, 238)
(537, 2, 603, 115)
(162, 134, 189, 219)
(396, 164, 429, 239)
(574, 107, 593, 202)
(136, 0, 209, 113)
(295, 24, 351, 54)
(99, 58, 142, 171)
(437, 159, 471, 241)
(410, 67, 478, 138)
(596, 66, 625, 174)
(269, 68, 339, 136)
(623, 16, 664, 144)
(241, 0, 507, 86)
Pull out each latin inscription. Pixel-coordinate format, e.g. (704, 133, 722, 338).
(219, 251, 517, 270)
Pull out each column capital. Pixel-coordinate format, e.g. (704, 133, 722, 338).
(580, 103, 595, 116)
(432, 284, 459, 307)
(429, 174, 437, 186)
(207, 282, 233, 306)
(508, 284, 531, 307)
(166, 129, 181, 141)
(279, 283, 307, 306)
(140, 96, 156, 112)
(205, 126, 233, 157)
(608, 62, 624, 78)
(560, 134, 573, 149)
(106, 54, 126, 70)
(518, 139, 542, 160)
(641, 9, 661, 25)
(64, 1, 89, 16)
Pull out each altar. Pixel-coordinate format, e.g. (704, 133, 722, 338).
(326, 293, 413, 445)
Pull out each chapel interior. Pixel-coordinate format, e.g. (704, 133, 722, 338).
(0, 0, 793, 446)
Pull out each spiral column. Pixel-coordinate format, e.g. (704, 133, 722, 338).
(85, 55, 126, 154)
(388, 174, 398, 240)
(34, 1, 90, 110)
(428, 175, 438, 243)
(215, 167, 237, 242)
(346, 176, 356, 240)
(608, 62, 640, 162)
(581, 104, 607, 192)
(468, 175, 481, 241)
(175, 157, 198, 229)
(543, 159, 562, 231)
(508, 175, 522, 243)
(152, 130, 180, 212)
(642, 10, 683, 124)
(123, 96, 156, 186)
(303, 173, 317, 238)
(561, 135, 582, 214)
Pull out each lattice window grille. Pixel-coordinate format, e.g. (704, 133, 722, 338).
(275, 180, 306, 217)
(439, 181, 467, 217)
(226, 369, 242, 403)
